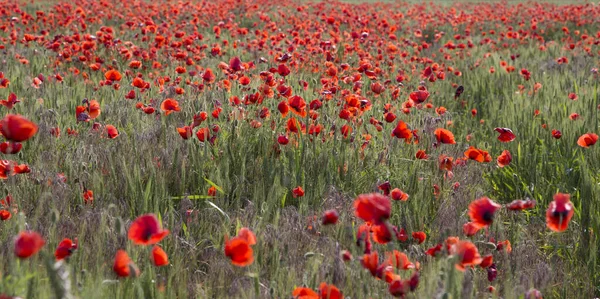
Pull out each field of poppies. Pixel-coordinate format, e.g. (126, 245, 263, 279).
(0, 0, 599, 298)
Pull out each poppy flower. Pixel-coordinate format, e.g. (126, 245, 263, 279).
(551, 129, 562, 139)
(113, 249, 139, 277)
(412, 231, 426, 244)
(415, 150, 428, 160)
(277, 135, 289, 145)
(55, 238, 78, 260)
(568, 93, 578, 100)
(0, 93, 19, 109)
(319, 282, 342, 299)
(292, 186, 305, 198)
(87, 100, 101, 119)
(196, 127, 210, 142)
(224, 237, 253, 267)
(341, 250, 353, 261)
(468, 197, 501, 228)
(507, 199, 536, 211)
(463, 222, 481, 236)
(372, 223, 393, 244)
(277, 101, 289, 117)
(321, 209, 339, 225)
(496, 240, 512, 253)
(452, 240, 483, 271)
(391, 120, 412, 140)
(151, 245, 169, 266)
(160, 99, 181, 115)
(127, 214, 170, 245)
(546, 193, 574, 232)
(104, 69, 122, 81)
(0, 114, 38, 142)
(497, 150, 512, 167)
(480, 255, 493, 268)
(288, 95, 307, 118)
(425, 244, 443, 256)
(14, 231, 45, 259)
(0, 209, 11, 220)
(464, 146, 491, 163)
(438, 155, 453, 171)
(353, 193, 391, 223)
(83, 189, 93, 204)
(409, 89, 430, 103)
(494, 127, 516, 142)
(395, 227, 408, 242)
(388, 279, 408, 297)
(292, 287, 318, 299)
(207, 186, 217, 196)
(488, 264, 498, 282)
(13, 163, 30, 174)
(106, 125, 119, 139)
(386, 250, 414, 270)
(434, 128, 455, 144)
(378, 181, 391, 195)
(177, 126, 193, 140)
(577, 133, 598, 148)
(390, 188, 409, 201)
(0, 142, 22, 154)
(361, 251, 390, 278)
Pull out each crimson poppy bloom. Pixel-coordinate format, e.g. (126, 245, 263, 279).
(425, 244, 442, 256)
(127, 214, 170, 245)
(551, 129, 562, 139)
(390, 188, 409, 201)
(577, 133, 598, 147)
(0, 210, 11, 220)
(434, 128, 456, 144)
(104, 69, 122, 81)
(494, 127, 516, 142)
(0, 93, 19, 109)
(292, 186, 305, 198)
(106, 125, 119, 139)
(372, 223, 393, 244)
(452, 240, 483, 271)
(546, 193, 574, 232)
(319, 282, 342, 299)
(0, 142, 22, 154)
(497, 150, 512, 167)
(151, 245, 169, 266)
(321, 209, 339, 225)
(292, 287, 318, 299)
(468, 197, 502, 228)
(386, 250, 414, 270)
(55, 238, 78, 260)
(391, 120, 412, 140)
(480, 255, 493, 268)
(415, 150, 428, 160)
(224, 237, 253, 267)
(113, 250, 139, 277)
(412, 231, 426, 244)
(160, 99, 181, 115)
(0, 114, 38, 142)
(177, 126, 193, 139)
(463, 222, 481, 236)
(378, 181, 391, 195)
(353, 193, 391, 223)
(14, 231, 45, 259)
(288, 95, 307, 118)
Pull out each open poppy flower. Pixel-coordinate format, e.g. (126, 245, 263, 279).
(0, 93, 19, 109)
(237, 227, 257, 246)
(546, 193, 574, 232)
(292, 287, 318, 299)
(452, 240, 483, 271)
(104, 69, 122, 81)
(497, 150, 512, 167)
(386, 250, 415, 270)
(507, 199, 536, 211)
(577, 133, 598, 148)
(412, 231, 426, 244)
(14, 231, 45, 259)
(494, 127, 516, 142)
(434, 128, 456, 144)
(177, 126, 193, 139)
(391, 120, 412, 140)
(0, 114, 38, 142)
(390, 188, 409, 201)
(160, 98, 181, 115)
(127, 214, 170, 245)
(224, 237, 253, 267)
(113, 249, 139, 277)
(106, 125, 119, 139)
(468, 197, 502, 228)
(464, 146, 492, 162)
(292, 186, 305, 198)
(319, 283, 342, 299)
(288, 95, 307, 118)
(151, 245, 169, 266)
(321, 209, 339, 225)
(463, 222, 481, 236)
(0, 142, 22, 154)
(353, 193, 391, 223)
(55, 238, 78, 260)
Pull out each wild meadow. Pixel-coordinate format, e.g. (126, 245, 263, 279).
(0, 0, 599, 298)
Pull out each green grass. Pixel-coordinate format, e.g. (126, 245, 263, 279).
(0, 0, 599, 298)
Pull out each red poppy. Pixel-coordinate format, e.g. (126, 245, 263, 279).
(177, 126, 193, 140)
(496, 240, 512, 253)
(438, 154, 453, 171)
(0, 209, 11, 220)
(55, 238, 78, 260)
(292, 186, 305, 198)
(434, 128, 456, 144)
(480, 255, 493, 268)
(463, 222, 481, 236)
(546, 193, 574, 232)
(425, 244, 442, 256)
(412, 231, 426, 244)
(321, 209, 339, 225)
(391, 120, 412, 140)
(288, 95, 307, 118)
(83, 189, 93, 204)
(378, 181, 391, 195)
(494, 127, 516, 142)
(277, 135, 289, 145)
(292, 287, 318, 299)
(151, 245, 169, 266)
(160, 99, 181, 115)
(196, 127, 210, 142)
(0, 93, 19, 109)
(207, 186, 217, 196)
(577, 133, 598, 148)
(127, 214, 170, 245)
(409, 89, 430, 103)
(224, 237, 253, 267)
(0, 114, 38, 142)
(372, 223, 393, 244)
(277, 101, 289, 117)
(353, 193, 391, 223)
(551, 129, 562, 139)
(237, 228, 257, 246)
(104, 69, 122, 81)
(0, 142, 22, 154)
(113, 249, 139, 277)
(507, 199, 536, 211)
(386, 250, 414, 270)
(106, 125, 119, 139)
(395, 227, 408, 242)
(415, 150, 428, 160)
(464, 146, 491, 163)
(468, 197, 501, 228)
(452, 240, 483, 271)
(390, 188, 409, 201)
(319, 282, 342, 299)
(14, 231, 45, 259)
(494, 149, 511, 168)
